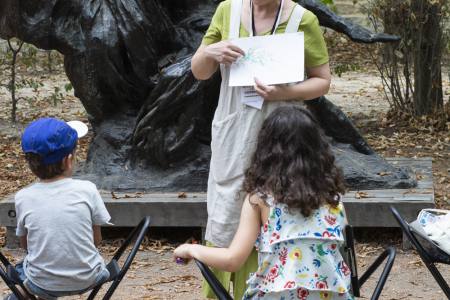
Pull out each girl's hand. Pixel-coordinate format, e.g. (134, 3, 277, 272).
(174, 244, 195, 261)
(254, 78, 288, 101)
(204, 41, 245, 66)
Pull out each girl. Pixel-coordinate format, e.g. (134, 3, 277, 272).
(174, 106, 352, 299)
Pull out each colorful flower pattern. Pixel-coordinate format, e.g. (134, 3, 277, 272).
(243, 198, 354, 299)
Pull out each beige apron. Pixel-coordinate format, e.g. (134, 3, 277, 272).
(205, 0, 306, 247)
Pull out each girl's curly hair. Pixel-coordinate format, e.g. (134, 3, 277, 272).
(243, 106, 346, 217)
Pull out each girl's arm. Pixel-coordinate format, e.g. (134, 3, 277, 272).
(253, 62, 331, 101)
(174, 196, 261, 272)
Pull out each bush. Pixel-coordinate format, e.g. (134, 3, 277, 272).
(364, 0, 449, 117)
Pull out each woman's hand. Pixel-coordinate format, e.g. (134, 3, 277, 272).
(254, 78, 288, 101)
(204, 41, 245, 66)
(253, 63, 331, 101)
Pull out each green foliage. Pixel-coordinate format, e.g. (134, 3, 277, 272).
(14, 78, 44, 94)
(64, 83, 73, 93)
(0, 38, 72, 121)
(364, 0, 446, 116)
(20, 45, 39, 71)
(333, 63, 361, 77)
(49, 86, 64, 106)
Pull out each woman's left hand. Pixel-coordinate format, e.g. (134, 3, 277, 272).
(254, 78, 287, 101)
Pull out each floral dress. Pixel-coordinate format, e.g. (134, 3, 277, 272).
(243, 197, 354, 300)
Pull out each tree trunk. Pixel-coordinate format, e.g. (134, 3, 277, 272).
(7, 39, 23, 123)
(412, 0, 444, 116)
(10, 51, 16, 123)
(47, 50, 53, 73)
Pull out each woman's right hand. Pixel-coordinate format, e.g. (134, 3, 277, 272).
(204, 41, 245, 66)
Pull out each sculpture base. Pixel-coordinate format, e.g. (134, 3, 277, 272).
(0, 158, 433, 248)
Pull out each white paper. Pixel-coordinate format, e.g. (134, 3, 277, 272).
(241, 86, 264, 110)
(229, 32, 304, 87)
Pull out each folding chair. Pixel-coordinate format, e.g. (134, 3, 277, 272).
(342, 225, 396, 300)
(195, 259, 233, 300)
(391, 206, 450, 299)
(196, 225, 396, 300)
(0, 216, 151, 300)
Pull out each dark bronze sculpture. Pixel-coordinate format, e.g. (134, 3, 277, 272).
(0, 0, 416, 191)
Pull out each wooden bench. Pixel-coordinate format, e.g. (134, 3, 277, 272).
(0, 157, 434, 247)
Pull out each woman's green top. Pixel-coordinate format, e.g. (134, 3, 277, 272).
(202, 0, 329, 68)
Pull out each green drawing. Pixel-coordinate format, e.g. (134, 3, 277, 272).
(236, 47, 273, 67)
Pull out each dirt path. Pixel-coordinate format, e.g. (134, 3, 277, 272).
(329, 71, 389, 115)
(1, 246, 449, 300)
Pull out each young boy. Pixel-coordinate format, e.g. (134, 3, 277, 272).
(8, 117, 111, 300)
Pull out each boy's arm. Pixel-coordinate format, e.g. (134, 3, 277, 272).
(15, 196, 28, 251)
(90, 184, 110, 247)
(91, 185, 111, 226)
(93, 225, 102, 247)
(174, 195, 261, 272)
(19, 233, 27, 251)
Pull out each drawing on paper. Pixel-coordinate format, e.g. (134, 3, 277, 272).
(229, 32, 305, 87)
(235, 47, 274, 67)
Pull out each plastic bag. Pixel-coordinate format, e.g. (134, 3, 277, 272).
(417, 209, 450, 255)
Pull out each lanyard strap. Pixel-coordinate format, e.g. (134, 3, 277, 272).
(250, 0, 284, 37)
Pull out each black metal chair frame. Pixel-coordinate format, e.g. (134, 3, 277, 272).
(196, 225, 396, 300)
(0, 216, 151, 300)
(195, 259, 233, 300)
(343, 225, 396, 300)
(390, 206, 450, 299)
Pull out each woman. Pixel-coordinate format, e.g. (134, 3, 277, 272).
(192, 0, 331, 298)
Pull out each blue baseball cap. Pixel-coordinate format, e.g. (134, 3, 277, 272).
(21, 118, 88, 165)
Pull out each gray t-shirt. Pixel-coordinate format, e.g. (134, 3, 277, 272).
(15, 178, 111, 291)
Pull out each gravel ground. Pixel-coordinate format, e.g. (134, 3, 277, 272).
(1, 246, 449, 300)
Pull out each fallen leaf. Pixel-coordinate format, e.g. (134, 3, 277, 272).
(377, 171, 392, 176)
(355, 191, 369, 199)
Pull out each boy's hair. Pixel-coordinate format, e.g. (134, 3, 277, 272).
(25, 149, 75, 180)
(243, 106, 346, 217)
(25, 153, 65, 180)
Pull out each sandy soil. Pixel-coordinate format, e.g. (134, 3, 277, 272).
(1, 246, 449, 300)
(329, 71, 390, 115)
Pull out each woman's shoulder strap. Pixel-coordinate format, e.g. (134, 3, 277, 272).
(285, 4, 306, 33)
(230, 0, 243, 39)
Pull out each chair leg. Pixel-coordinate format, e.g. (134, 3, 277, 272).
(195, 260, 233, 300)
(423, 261, 450, 299)
(390, 206, 450, 299)
(86, 285, 101, 300)
(358, 246, 396, 300)
(0, 277, 28, 300)
(99, 217, 151, 300)
(0, 262, 36, 300)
